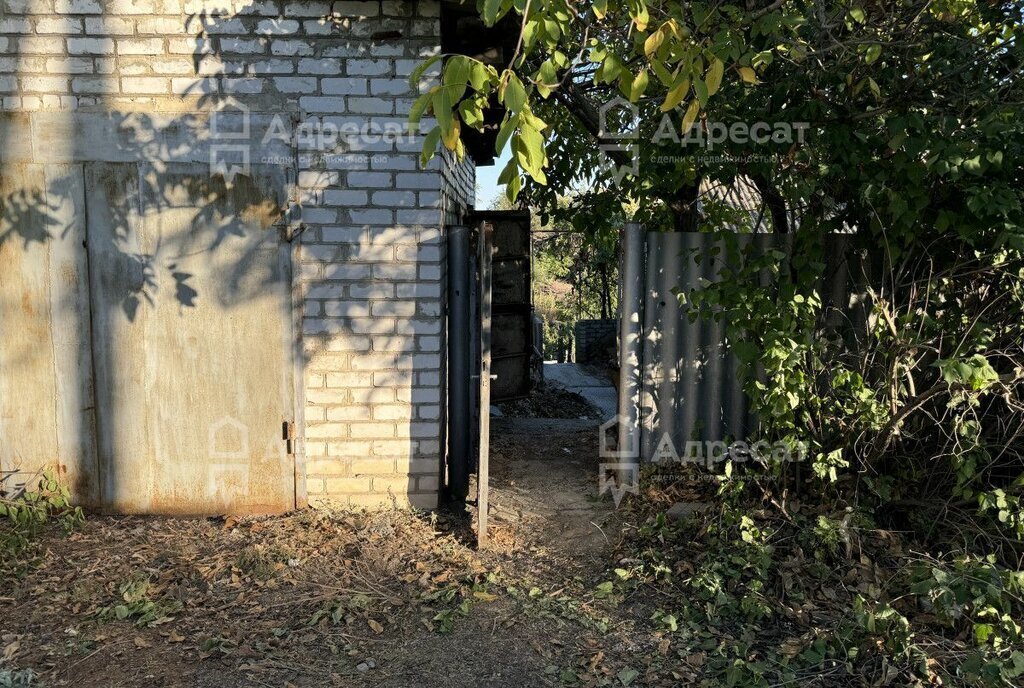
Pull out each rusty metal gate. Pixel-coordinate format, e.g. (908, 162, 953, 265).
(1, 162, 300, 513)
(469, 210, 533, 401)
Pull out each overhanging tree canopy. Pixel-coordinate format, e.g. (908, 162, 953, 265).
(412, 0, 1021, 246)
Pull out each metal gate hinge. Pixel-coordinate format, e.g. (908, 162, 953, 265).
(283, 421, 296, 455)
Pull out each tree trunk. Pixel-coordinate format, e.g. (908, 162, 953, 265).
(599, 263, 610, 319)
(668, 182, 701, 232)
(751, 173, 789, 234)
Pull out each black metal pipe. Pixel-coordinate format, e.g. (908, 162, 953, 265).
(446, 225, 471, 500)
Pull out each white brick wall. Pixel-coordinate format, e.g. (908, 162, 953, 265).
(1, 0, 477, 509)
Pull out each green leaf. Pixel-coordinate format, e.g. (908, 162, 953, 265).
(651, 60, 674, 86)
(420, 126, 441, 166)
(514, 123, 547, 183)
(505, 170, 522, 202)
(974, 623, 994, 645)
(407, 54, 441, 88)
(496, 156, 517, 185)
(468, 60, 493, 92)
(601, 53, 624, 84)
(431, 87, 453, 138)
(443, 56, 471, 103)
(482, 0, 502, 26)
(501, 73, 528, 111)
(458, 99, 484, 129)
(494, 112, 520, 154)
(963, 155, 983, 175)
(617, 667, 640, 686)
(536, 60, 558, 98)
(407, 91, 431, 130)
(865, 43, 882, 64)
(732, 340, 759, 364)
(693, 78, 709, 106)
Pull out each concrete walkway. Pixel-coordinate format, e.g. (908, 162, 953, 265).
(543, 363, 618, 419)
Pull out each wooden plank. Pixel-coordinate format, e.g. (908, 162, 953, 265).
(84, 162, 296, 514)
(0, 163, 98, 502)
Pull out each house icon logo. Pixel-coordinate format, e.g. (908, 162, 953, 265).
(209, 101, 252, 183)
(597, 98, 640, 187)
(598, 97, 639, 141)
(599, 462, 640, 507)
(208, 416, 250, 461)
(208, 463, 249, 508)
(599, 414, 640, 460)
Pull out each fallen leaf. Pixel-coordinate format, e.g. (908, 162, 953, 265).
(3, 640, 20, 660)
(780, 637, 803, 658)
(368, 619, 384, 634)
(617, 667, 639, 686)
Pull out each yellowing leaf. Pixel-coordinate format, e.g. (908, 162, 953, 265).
(660, 79, 689, 112)
(644, 30, 664, 57)
(706, 57, 724, 96)
(473, 591, 498, 602)
(681, 99, 700, 133)
(629, 69, 649, 101)
(738, 66, 758, 84)
(631, 4, 649, 30)
(441, 118, 461, 150)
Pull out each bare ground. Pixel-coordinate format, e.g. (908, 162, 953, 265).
(1, 417, 650, 688)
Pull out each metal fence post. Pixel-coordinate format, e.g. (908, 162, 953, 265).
(617, 223, 645, 460)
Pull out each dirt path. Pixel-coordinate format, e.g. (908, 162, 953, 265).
(1, 416, 637, 688)
(370, 416, 620, 687)
(487, 417, 615, 563)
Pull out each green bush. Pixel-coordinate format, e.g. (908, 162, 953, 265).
(1, 469, 84, 575)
